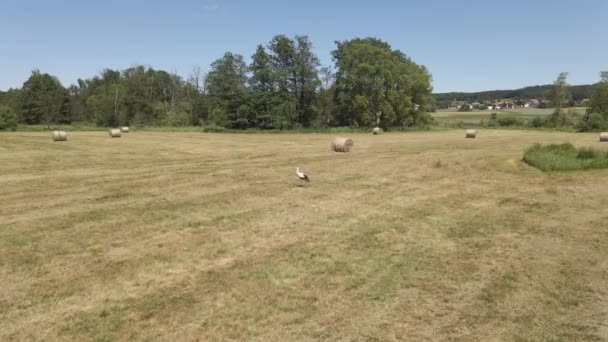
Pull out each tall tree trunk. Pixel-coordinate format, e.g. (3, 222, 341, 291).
(114, 88, 119, 126)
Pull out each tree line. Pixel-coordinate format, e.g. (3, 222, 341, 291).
(0, 36, 434, 130)
(433, 84, 594, 104)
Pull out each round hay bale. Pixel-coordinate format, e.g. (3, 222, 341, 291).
(372, 127, 384, 135)
(465, 129, 477, 138)
(120, 126, 130, 133)
(331, 137, 354, 153)
(108, 129, 122, 138)
(51, 130, 67, 142)
(600, 132, 608, 142)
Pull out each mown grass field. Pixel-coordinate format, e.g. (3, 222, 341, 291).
(1, 130, 607, 340)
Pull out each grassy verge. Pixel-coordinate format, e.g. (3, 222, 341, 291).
(523, 143, 608, 171)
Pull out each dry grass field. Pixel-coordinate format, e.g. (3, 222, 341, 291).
(1, 130, 607, 341)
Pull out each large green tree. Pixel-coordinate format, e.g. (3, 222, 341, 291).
(186, 66, 208, 126)
(268, 35, 299, 128)
(548, 72, 570, 113)
(332, 38, 433, 128)
(250, 45, 274, 92)
(588, 71, 608, 115)
(545, 72, 576, 127)
(206, 52, 249, 128)
(20, 70, 70, 127)
(67, 79, 90, 123)
(249, 45, 276, 128)
(81, 69, 126, 126)
(580, 71, 608, 130)
(268, 35, 320, 128)
(293, 35, 321, 126)
(315, 66, 335, 127)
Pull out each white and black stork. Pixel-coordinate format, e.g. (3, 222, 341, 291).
(296, 167, 310, 185)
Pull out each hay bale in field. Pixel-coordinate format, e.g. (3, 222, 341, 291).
(120, 126, 129, 133)
(331, 137, 354, 153)
(51, 130, 67, 142)
(108, 129, 122, 138)
(372, 127, 384, 135)
(600, 132, 608, 142)
(465, 129, 477, 138)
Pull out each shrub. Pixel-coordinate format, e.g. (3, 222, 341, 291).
(578, 112, 608, 131)
(529, 116, 545, 128)
(0, 106, 18, 131)
(161, 110, 190, 127)
(545, 109, 580, 127)
(208, 107, 228, 127)
(497, 114, 523, 127)
(523, 143, 608, 171)
(202, 124, 226, 133)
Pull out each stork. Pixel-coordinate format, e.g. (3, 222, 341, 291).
(296, 167, 310, 185)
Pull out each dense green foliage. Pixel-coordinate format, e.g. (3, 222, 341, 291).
(547, 72, 569, 113)
(0, 36, 433, 130)
(20, 70, 70, 127)
(496, 114, 524, 127)
(332, 38, 433, 127)
(523, 143, 608, 171)
(542, 72, 579, 128)
(0, 105, 18, 131)
(1, 38, 604, 132)
(579, 72, 608, 131)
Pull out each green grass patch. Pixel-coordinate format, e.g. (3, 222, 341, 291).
(523, 143, 608, 171)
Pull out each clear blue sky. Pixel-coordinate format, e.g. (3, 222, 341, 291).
(1, 0, 606, 92)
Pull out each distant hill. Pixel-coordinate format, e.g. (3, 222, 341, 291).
(433, 84, 595, 103)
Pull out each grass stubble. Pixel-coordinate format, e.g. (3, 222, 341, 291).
(0, 129, 607, 340)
